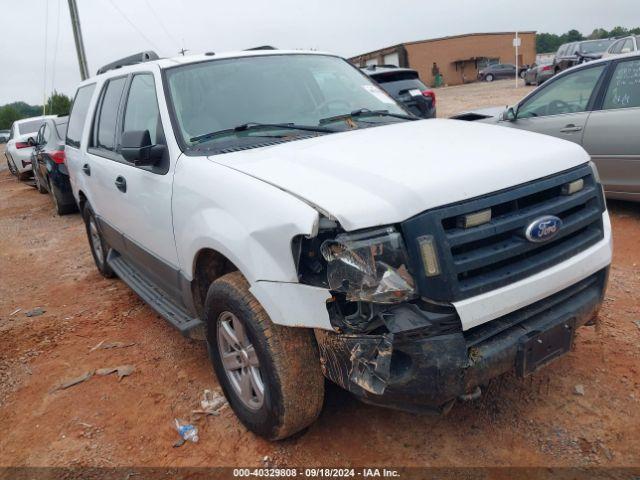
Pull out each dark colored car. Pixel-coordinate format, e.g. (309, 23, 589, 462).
(361, 66, 436, 118)
(31, 116, 77, 215)
(477, 63, 518, 82)
(553, 39, 615, 73)
(0, 129, 9, 143)
(523, 62, 555, 86)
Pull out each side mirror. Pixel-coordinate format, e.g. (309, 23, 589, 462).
(121, 130, 165, 166)
(27, 137, 36, 146)
(499, 107, 517, 122)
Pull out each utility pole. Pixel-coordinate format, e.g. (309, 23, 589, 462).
(67, 0, 89, 80)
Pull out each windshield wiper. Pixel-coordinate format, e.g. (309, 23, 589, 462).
(318, 108, 417, 125)
(190, 122, 336, 145)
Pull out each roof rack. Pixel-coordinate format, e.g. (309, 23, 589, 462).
(96, 51, 160, 75)
(245, 45, 277, 51)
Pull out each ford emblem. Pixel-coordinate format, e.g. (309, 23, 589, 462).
(525, 215, 563, 243)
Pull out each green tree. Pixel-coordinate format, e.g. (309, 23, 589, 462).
(0, 105, 22, 130)
(609, 26, 630, 37)
(564, 29, 584, 42)
(46, 91, 72, 116)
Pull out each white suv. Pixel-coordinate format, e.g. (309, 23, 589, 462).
(66, 49, 612, 440)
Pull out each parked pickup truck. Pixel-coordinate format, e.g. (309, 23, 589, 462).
(66, 49, 612, 440)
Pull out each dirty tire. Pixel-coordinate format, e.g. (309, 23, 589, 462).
(83, 204, 115, 278)
(34, 170, 47, 194)
(51, 184, 76, 215)
(205, 271, 324, 440)
(6, 157, 18, 176)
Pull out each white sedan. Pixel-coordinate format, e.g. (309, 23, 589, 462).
(5, 116, 53, 180)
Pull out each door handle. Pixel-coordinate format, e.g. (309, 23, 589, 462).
(82, 163, 91, 176)
(115, 176, 127, 193)
(560, 124, 582, 133)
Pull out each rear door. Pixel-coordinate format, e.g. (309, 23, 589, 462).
(582, 57, 640, 197)
(506, 63, 607, 144)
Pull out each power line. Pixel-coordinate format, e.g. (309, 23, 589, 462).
(143, 0, 181, 52)
(104, 0, 161, 53)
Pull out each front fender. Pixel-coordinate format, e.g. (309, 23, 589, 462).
(173, 155, 321, 284)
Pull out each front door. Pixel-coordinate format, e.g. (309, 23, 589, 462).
(583, 57, 640, 196)
(505, 63, 607, 145)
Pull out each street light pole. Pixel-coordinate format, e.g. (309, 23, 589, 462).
(67, 0, 89, 80)
(515, 31, 520, 88)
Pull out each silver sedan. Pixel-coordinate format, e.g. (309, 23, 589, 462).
(453, 53, 640, 202)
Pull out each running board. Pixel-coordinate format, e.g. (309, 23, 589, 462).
(107, 251, 204, 338)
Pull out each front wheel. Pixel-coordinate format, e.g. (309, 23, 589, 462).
(519, 70, 527, 79)
(485, 74, 494, 82)
(34, 169, 47, 194)
(205, 272, 324, 440)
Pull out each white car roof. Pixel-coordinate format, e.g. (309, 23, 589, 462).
(15, 115, 56, 125)
(80, 49, 335, 87)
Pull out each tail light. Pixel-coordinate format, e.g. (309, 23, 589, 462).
(16, 142, 30, 149)
(50, 148, 66, 164)
(422, 90, 436, 107)
(541, 65, 552, 71)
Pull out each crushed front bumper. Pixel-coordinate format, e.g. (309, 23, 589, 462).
(316, 268, 608, 413)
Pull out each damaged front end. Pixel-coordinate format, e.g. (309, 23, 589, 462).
(293, 220, 463, 411)
(294, 218, 609, 414)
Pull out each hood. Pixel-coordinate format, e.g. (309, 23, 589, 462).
(208, 119, 590, 231)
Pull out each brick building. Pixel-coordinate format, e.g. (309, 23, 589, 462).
(349, 32, 537, 87)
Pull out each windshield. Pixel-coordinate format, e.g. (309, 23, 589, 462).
(165, 54, 407, 149)
(580, 39, 614, 54)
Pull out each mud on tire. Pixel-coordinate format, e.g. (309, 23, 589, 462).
(204, 271, 325, 440)
(83, 205, 115, 278)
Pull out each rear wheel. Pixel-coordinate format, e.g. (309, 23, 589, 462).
(83, 205, 115, 278)
(6, 157, 18, 177)
(51, 183, 76, 215)
(205, 271, 324, 440)
(485, 74, 494, 82)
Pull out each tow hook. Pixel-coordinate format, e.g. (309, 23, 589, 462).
(458, 386, 482, 402)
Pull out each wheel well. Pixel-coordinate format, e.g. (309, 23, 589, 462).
(192, 249, 238, 316)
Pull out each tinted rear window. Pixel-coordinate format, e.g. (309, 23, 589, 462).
(17, 119, 44, 135)
(94, 77, 127, 151)
(66, 84, 96, 148)
(372, 72, 427, 96)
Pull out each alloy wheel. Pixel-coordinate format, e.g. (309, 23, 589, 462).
(217, 311, 264, 410)
(89, 217, 104, 265)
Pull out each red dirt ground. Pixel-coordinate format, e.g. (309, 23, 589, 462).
(0, 163, 638, 469)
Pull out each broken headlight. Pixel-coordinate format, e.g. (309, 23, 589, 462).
(320, 227, 416, 304)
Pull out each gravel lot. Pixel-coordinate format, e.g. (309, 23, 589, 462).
(0, 82, 639, 469)
(436, 78, 535, 118)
